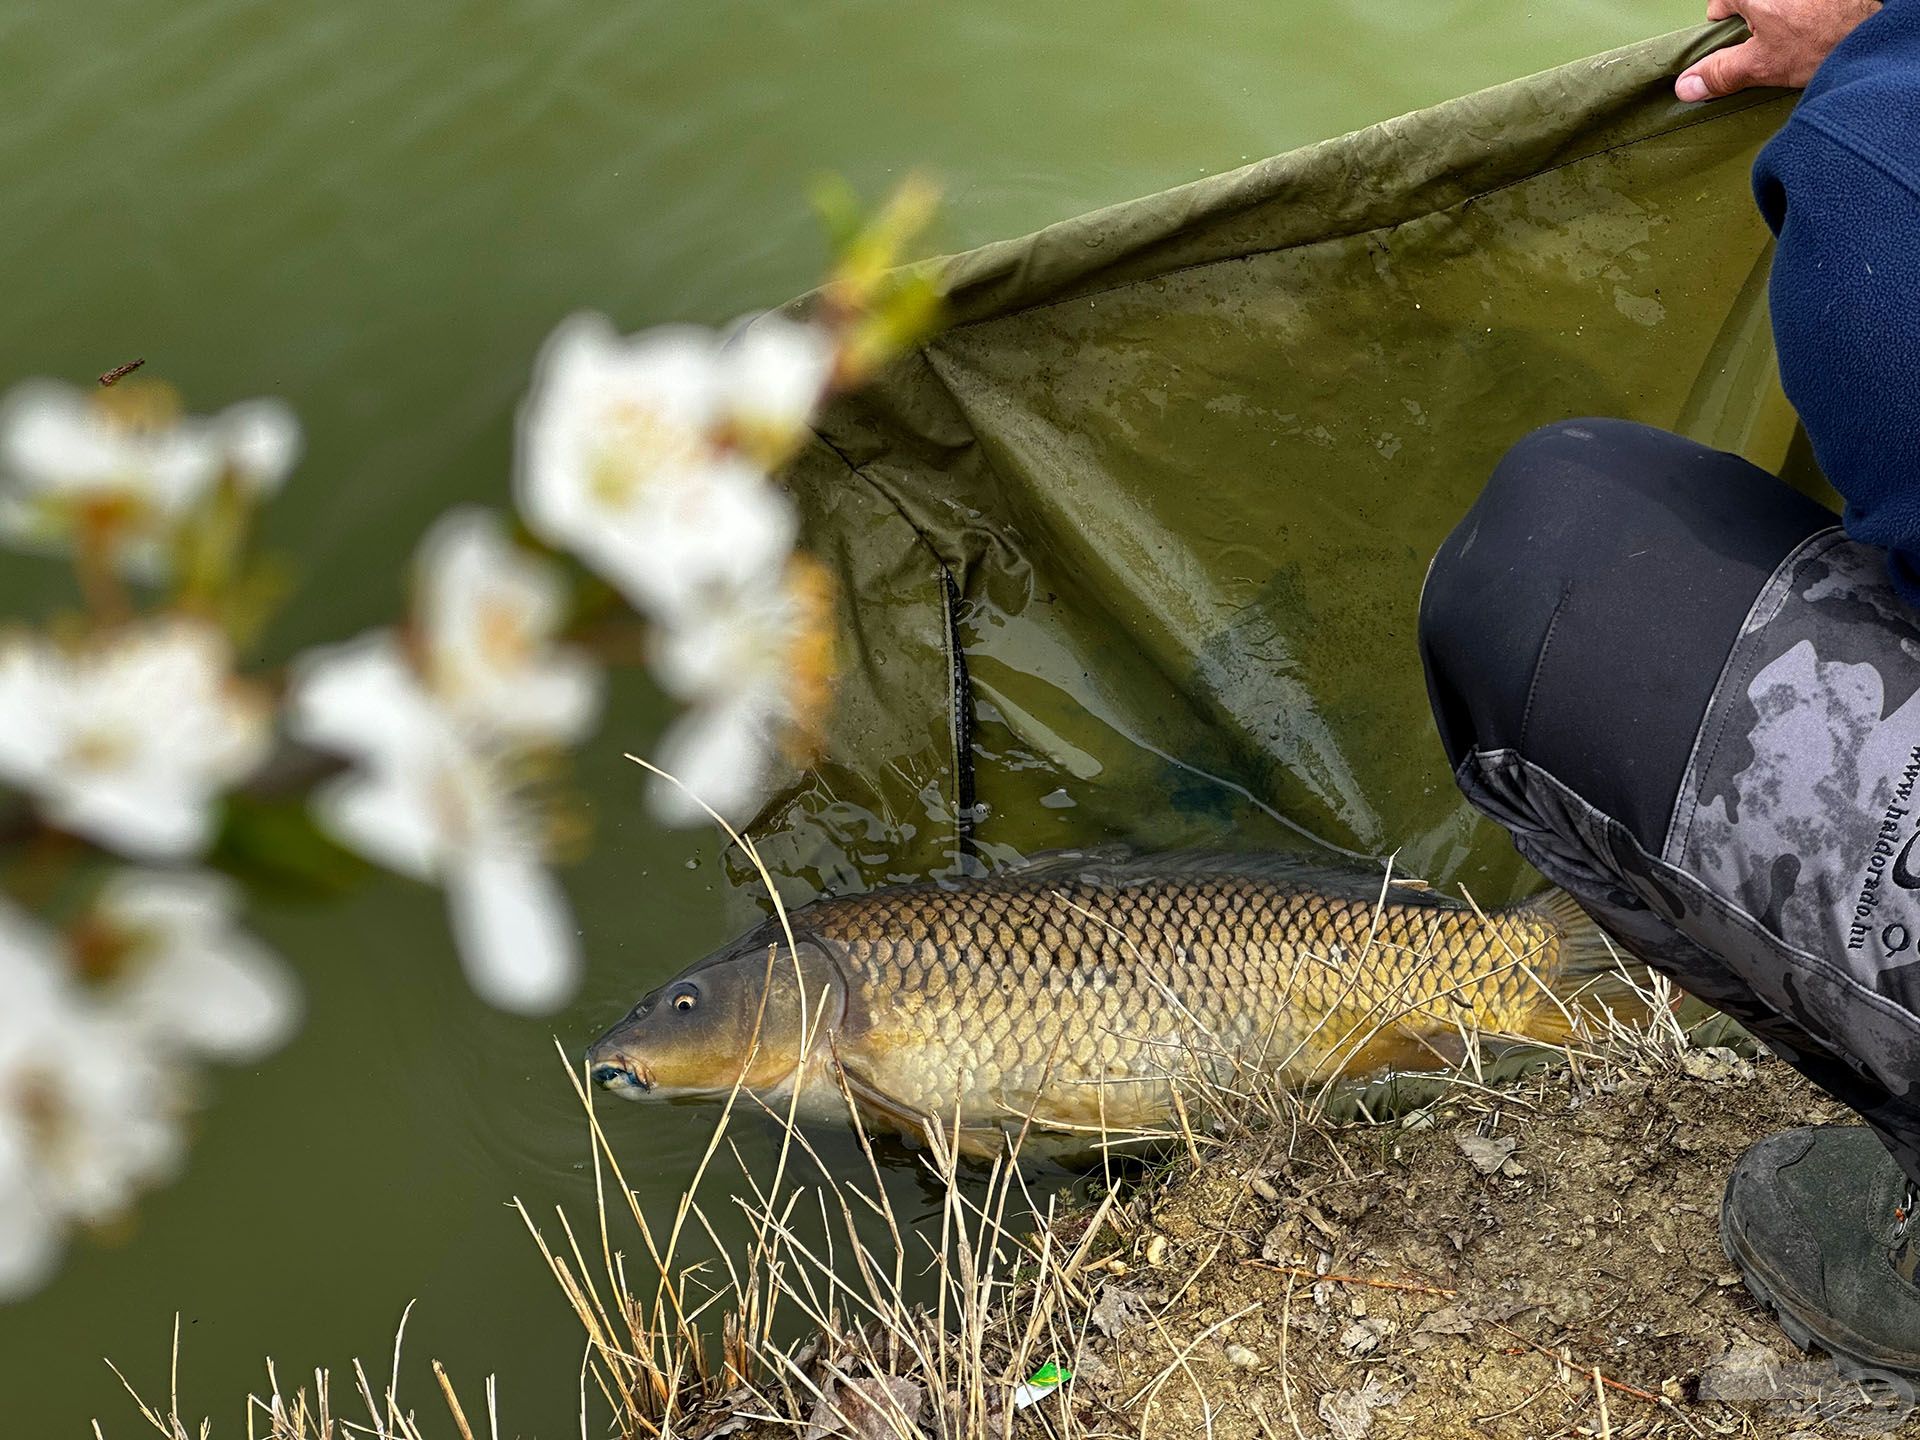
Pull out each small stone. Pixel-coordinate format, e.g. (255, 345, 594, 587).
(1259, 1218, 1299, 1264)
(1413, 1305, 1474, 1339)
(1681, 1046, 1757, 1084)
(1456, 1134, 1523, 1178)
(1328, 1190, 1375, 1222)
(1338, 1317, 1391, 1356)
(1144, 1235, 1168, 1267)
(804, 1373, 926, 1440)
(1319, 1375, 1404, 1440)
(1698, 1341, 1786, 1401)
(1224, 1342, 1263, 1368)
(1089, 1280, 1153, 1339)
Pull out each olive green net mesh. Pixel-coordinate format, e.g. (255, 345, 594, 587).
(761, 22, 1820, 906)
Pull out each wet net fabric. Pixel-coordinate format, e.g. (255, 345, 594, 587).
(763, 23, 1821, 905)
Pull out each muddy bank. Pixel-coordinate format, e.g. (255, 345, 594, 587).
(1031, 1053, 1920, 1439)
(111, 1043, 1920, 1440)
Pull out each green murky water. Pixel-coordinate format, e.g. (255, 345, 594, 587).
(0, 1, 1696, 1431)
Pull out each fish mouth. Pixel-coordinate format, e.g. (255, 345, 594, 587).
(589, 1058, 656, 1096)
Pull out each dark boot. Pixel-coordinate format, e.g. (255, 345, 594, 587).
(1722, 1125, 1920, 1380)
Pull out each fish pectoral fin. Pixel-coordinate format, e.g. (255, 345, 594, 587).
(834, 1060, 1011, 1157)
(829, 1052, 941, 1143)
(989, 1076, 1169, 1141)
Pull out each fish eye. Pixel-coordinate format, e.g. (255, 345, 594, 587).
(671, 985, 699, 1013)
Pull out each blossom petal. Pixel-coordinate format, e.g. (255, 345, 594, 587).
(416, 508, 604, 745)
(646, 694, 780, 827)
(288, 632, 439, 770)
(445, 849, 581, 1014)
(0, 635, 62, 791)
(95, 870, 301, 1062)
(217, 398, 302, 494)
(0, 382, 117, 491)
(138, 418, 227, 519)
(0, 1142, 62, 1301)
(44, 772, 212, 861)
(624, 461, 798, 621)
(49, 1038, 185, 1223)
(720, 315, 835, 441)
(649, 566, 795, 700)
(514, 313, 723, 557)
(313, 770, 445, 881)
(498, 654, 602, 747)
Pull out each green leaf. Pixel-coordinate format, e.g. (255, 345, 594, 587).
(809, 172, 867, 258)
(211, 794, 369, 902)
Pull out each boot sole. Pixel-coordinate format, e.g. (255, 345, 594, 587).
(1720, 1190, 1920, 1390)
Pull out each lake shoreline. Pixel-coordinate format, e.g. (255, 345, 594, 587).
(110, 1038, 1888, 1440)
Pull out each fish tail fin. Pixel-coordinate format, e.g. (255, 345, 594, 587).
(1510, 888, 1661, 1044)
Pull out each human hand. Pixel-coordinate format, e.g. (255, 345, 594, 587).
(1675, 0, 1881, 101)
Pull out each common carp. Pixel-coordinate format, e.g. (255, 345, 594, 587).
(586, 852, 1616, 1154)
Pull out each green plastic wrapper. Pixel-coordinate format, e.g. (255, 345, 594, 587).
(760, 23, 1822, 907)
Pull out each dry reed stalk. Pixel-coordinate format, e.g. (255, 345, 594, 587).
(103, 1308, 500, 1440)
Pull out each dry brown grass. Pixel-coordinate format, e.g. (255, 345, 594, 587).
(100, 1306, 507, 1440)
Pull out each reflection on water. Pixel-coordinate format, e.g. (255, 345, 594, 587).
(0, 0, 1690, 1432)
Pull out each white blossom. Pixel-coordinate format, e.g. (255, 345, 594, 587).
(0, 380, 299, 576)
(0, 620, 271, 860)
(513, 312, 799, 618)
(0, 903, 186, 1300)
(646, 561, 833, 826)
(214, 398, 302, 492)
(718, 314, 836, 456)
(415, 508, 601, 746)
(649, 695, 784, 827)
(82, 870, 299, 1063)
(288, 634, 580, 1014)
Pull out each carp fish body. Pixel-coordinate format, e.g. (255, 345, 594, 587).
(586, 852, 1612, 1154)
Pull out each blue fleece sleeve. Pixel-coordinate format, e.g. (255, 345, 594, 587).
(1754, 0, 1920, 606)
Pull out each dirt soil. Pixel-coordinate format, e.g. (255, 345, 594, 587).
(1047, 1052, 1920, 1440)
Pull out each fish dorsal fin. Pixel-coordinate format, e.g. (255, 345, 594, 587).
(999, 847, 1461, 909)
(995, 844, 1138, 878)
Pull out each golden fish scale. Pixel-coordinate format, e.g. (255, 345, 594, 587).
(803, 874, 1562, 1130)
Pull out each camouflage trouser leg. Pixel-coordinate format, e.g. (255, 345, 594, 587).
(1420, 418, 1920, 1188)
